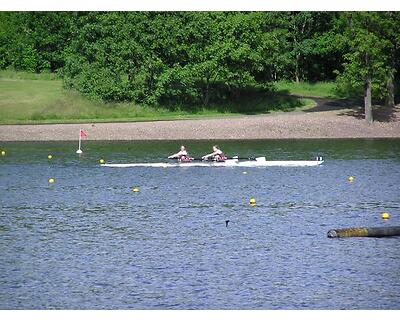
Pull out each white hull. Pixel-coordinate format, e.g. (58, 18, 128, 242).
(101, 158, 324, 168)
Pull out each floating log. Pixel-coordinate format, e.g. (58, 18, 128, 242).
(327, 226, 400, 238)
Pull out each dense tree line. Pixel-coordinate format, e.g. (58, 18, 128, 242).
(1, 12, 399, 122)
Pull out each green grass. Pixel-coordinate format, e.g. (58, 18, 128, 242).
(0, 70, 315, 124)
(0, 69, 60, 80)
(274, 80, 337, 98)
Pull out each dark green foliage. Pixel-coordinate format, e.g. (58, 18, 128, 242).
(1, 11, 399, 118)
(333, 12, 400, 122)
(0, 12, 73, 72)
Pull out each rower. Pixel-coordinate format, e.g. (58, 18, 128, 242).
(202, 145, 227, 162)
(168, 145, 194, 162)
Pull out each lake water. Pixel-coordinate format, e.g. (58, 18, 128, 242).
(0, 139, 399, 309)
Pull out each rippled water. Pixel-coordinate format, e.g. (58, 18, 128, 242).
(0, 139, 399, 309)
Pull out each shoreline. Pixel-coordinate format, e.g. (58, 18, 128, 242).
(1, 108, 400, 141)
(3, 137, 400, 143)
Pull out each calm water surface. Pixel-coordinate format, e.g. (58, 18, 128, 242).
(0, 139, 399, 309)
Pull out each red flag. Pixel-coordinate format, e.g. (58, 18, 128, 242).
(80, 129, 87, 138)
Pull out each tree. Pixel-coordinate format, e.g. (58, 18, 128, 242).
(336, 12, 393, 123)
(3, 11, 397, 112)
(0, 12, 73, 72)
(273, 12, 343, 83)
(284, 12, 317, 83)
(381, 12, 400, 108)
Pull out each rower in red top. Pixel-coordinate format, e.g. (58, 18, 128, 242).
(202, 145, 227, 162)
(168, 145, 194, 162)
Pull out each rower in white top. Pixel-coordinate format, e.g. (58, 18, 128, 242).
(202, 145, 228, 162)
(168, 145, 194, 162)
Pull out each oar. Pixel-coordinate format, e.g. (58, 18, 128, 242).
(190, 156, 257, 161)
(167, 155, 259, 161)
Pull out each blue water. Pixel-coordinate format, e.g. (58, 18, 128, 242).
(0, 139, 399, 309)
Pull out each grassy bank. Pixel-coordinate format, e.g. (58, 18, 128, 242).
(0, 70, 317, 124)
(274, 80, 337, 98)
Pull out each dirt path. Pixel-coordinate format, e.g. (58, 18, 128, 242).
(1, 104, 399, 141)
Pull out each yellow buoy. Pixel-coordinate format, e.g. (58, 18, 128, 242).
(249, 198, 256, 206)
(348, 176, 354, 182)
(381, 212, 390, 220)
(242, 171, 248, 175)
(99, 159, 105, 164)
(1, 150, 5, 156)
(48, 154, 53, 160)
(132, 187, 140, 192)
(48, 178, 55, 183)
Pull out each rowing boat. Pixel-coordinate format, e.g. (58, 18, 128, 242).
(101, 157, 324, 168)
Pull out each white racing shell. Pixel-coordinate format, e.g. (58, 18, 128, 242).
(101, 157, 324, 168)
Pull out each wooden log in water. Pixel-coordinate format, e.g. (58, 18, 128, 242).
(327, 226, 400, 238)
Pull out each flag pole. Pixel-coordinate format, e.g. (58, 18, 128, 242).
(76, 128, 83, 154)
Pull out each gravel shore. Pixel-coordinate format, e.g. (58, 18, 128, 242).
(1, 106, 399, 141)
